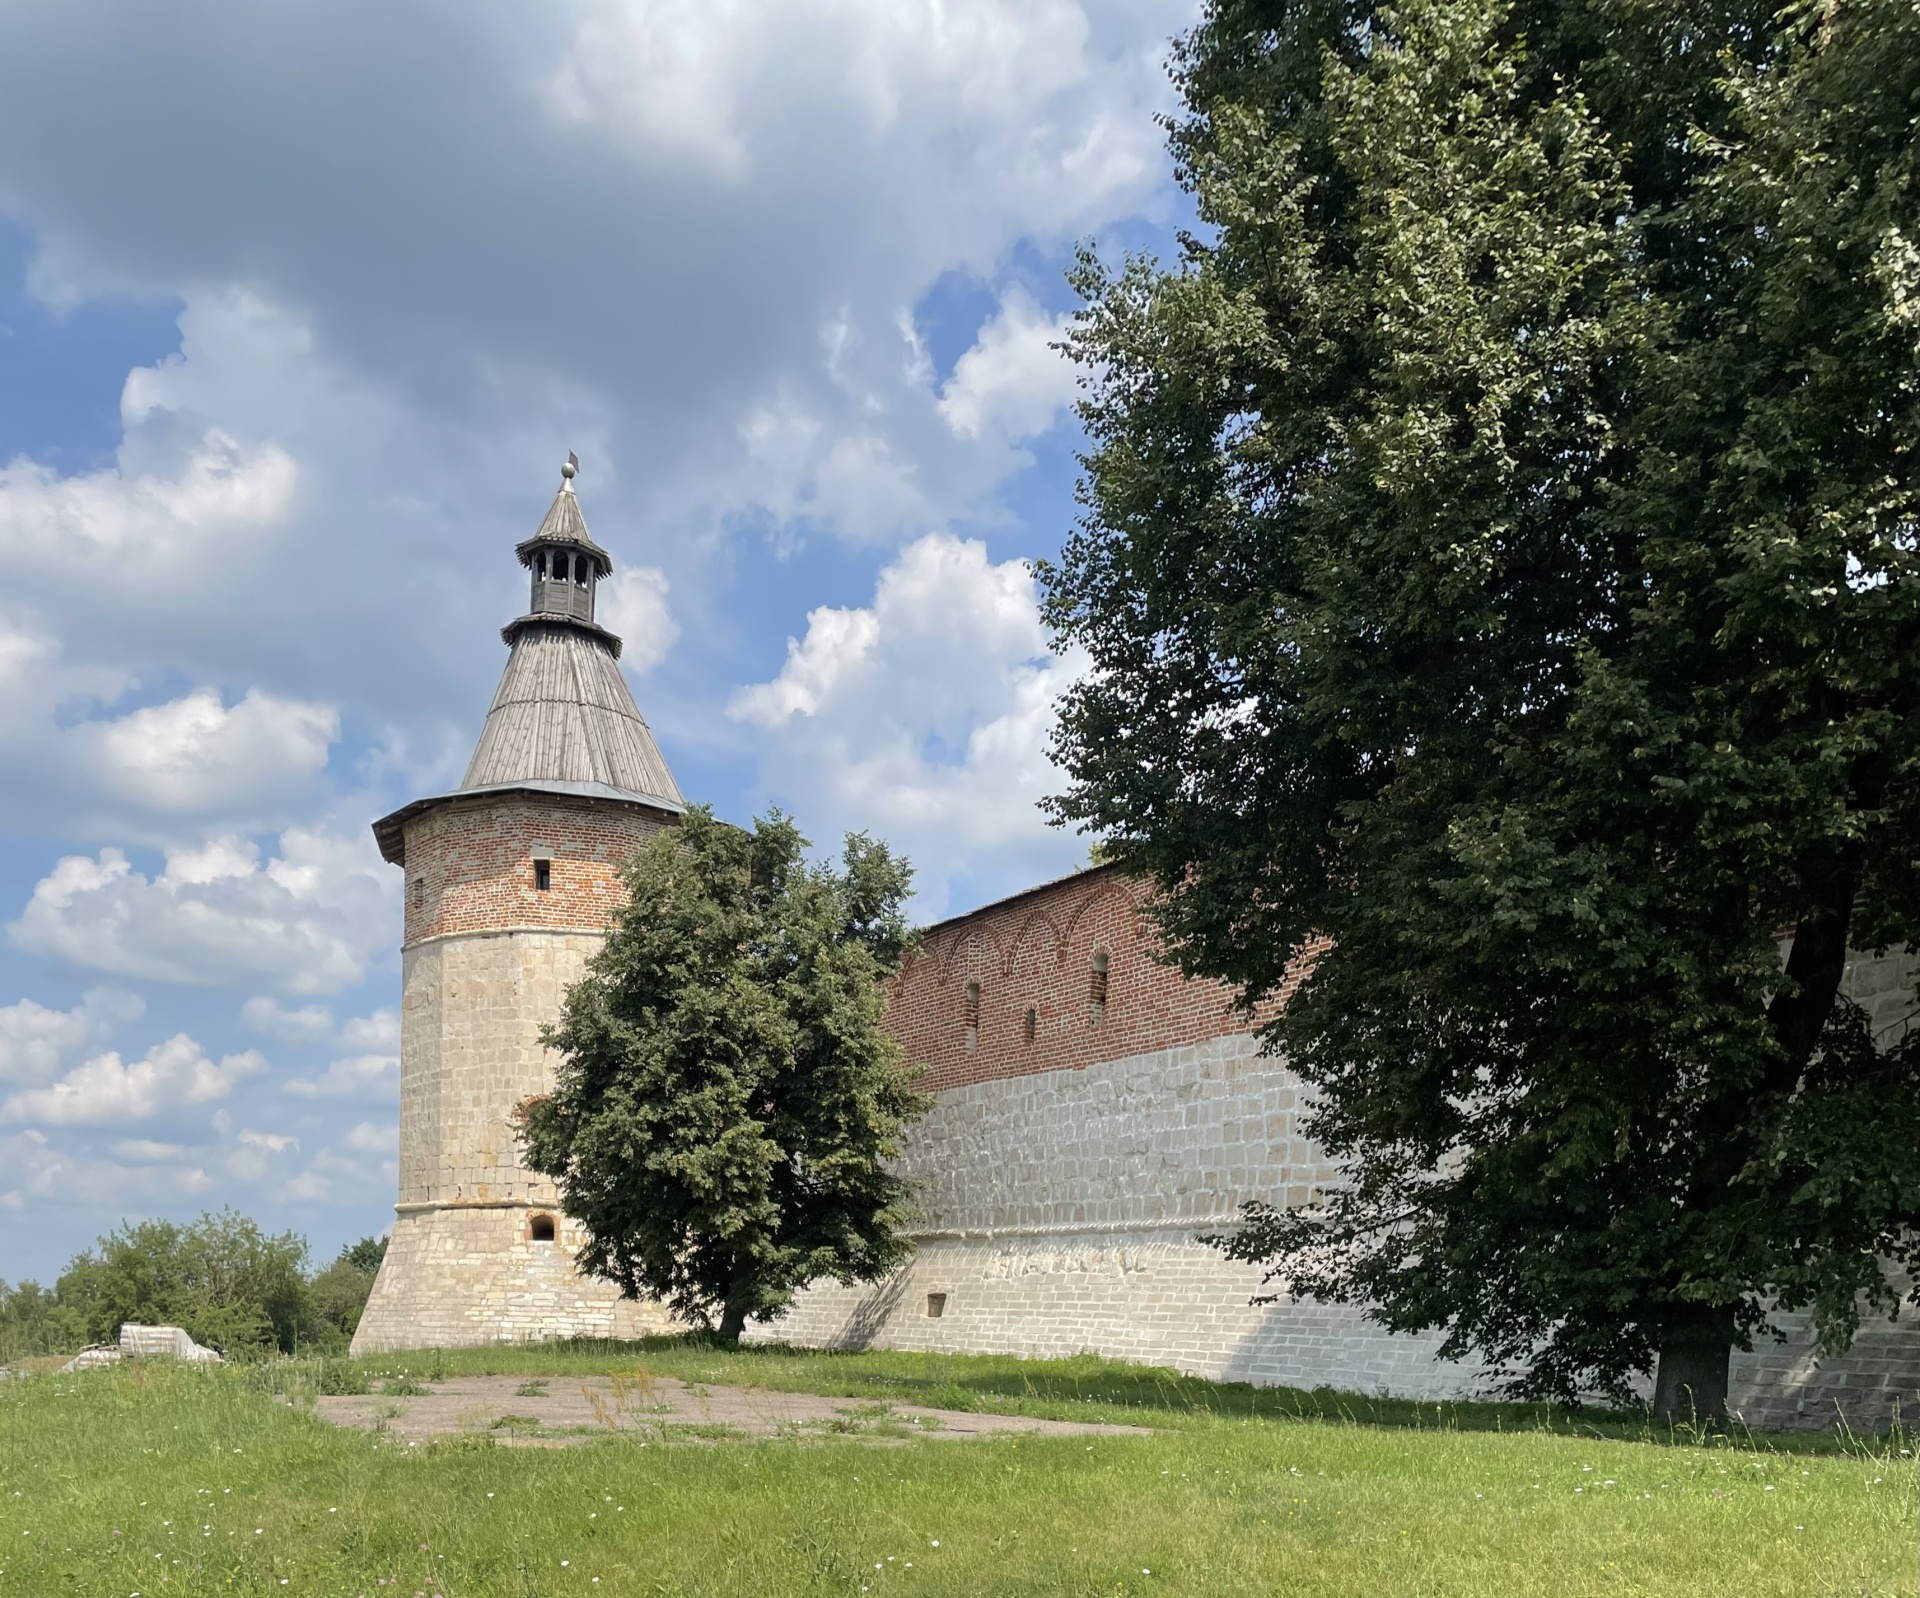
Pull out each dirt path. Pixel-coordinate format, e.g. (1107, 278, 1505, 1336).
(314, 1373, 1152, 1447)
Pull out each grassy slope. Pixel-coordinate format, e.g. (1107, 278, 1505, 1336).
(0, 1344, 1912, 1598)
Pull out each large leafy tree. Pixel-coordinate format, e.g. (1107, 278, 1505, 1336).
(517, 808, 928, 1343)
(1043, 0, 1920, 1416)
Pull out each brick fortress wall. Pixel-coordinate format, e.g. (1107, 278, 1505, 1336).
(752, 866, 1487, 1393)
(887, 863, 1311, 1094)
(759, 866, 1920, 1431)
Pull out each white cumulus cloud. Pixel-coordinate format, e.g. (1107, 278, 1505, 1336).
(343, 1120, 397, 1155)
(596, 566, 680, 676)
(0, 1128, 215, 1210)
(938, 286, 1080, 443)
(241, 996, 336, 1044)
(227, 1128, 301, 1182)
(0, 429, 297, 562)
(0, 1034, 267, 1125)
(112, 1138, 193, 1162)
(8, 826, 398, 994)
(282, 1052, 400, 1102)
(338, 1009, 399, 1051)
(0, 987, 143, 1087)
(73, 688, 339, 818)
(730, 532, 1087, 915)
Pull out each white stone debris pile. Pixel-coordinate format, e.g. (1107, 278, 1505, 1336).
(58, 1324, 224, 1371)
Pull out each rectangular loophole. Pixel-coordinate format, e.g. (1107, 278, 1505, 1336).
(925, 1292, 947, 1319)
(533, 859, 552, 892)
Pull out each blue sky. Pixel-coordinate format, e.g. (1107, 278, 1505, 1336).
(0, 0, 1199, 1284)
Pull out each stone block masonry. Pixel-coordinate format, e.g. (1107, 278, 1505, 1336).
(756, 1030, 1491, 1401)
(761, 1020, 1920, 1432)
(354, 1203, 677, 1353)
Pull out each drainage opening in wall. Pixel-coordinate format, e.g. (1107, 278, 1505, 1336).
(528, 1213, 557, 1243)
(925, 1292, 947, 1318)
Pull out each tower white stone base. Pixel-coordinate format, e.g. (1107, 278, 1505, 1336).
(354, 1204, 680, 1353)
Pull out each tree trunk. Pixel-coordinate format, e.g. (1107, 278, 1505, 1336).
(716, 1299, 748, 1345)
(1652, 1308, 1735, 1426)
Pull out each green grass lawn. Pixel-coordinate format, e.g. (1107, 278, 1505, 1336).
(1, 1340, 1913, 1597)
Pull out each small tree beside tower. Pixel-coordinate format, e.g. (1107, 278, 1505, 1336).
(517, 807, 928, 1344)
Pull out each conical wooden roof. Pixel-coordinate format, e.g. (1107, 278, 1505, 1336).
(460, 619, 683, 805)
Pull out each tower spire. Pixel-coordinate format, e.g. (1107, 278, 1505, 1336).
(456, 463, 683, 810)
(508, 453, 615, 642)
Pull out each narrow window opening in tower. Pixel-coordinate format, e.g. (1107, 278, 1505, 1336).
(534, 859, 552, 892)
(529, 1213, 556, 1243)
(964, 981, 980, 1054)
(925, 1292, 948, 1318)
(536, 551, 548, 578)
(411, 879, 425, 910)
(1090, 950, 1110, 1018)
(1024, 1006, 1037, 1043)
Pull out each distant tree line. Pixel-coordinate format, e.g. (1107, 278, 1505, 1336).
(0, 1209, 387, 1361)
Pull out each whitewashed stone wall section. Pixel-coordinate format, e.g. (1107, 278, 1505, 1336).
(764, 961, 1920, 1431)
(398, 930, 602, 1208)
(755, 1233, 1494, 1401)
(899, 1033, 1338, 1234)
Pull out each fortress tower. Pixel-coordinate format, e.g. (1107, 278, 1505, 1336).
(352, 460, 685, 1352)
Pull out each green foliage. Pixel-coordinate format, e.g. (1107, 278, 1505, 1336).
(3, 1220, 387, 1364)
(0, 1278, 84, 1362)
(1043, 0, 1920, 1405)
(52, 1208, 313, 1356)
(340, 1235, 388, 1276)
(304, 1236, 389, 1352)
(517, 806, 929, 1341)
